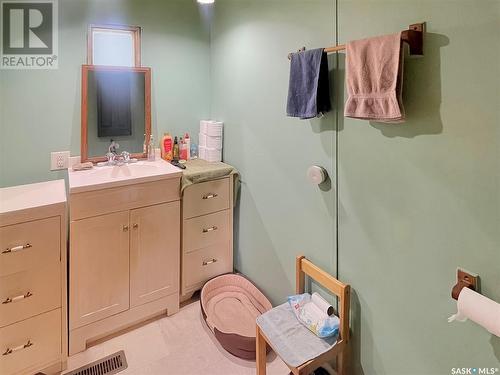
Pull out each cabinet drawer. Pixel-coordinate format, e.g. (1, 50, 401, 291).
(70, 178, 180, 220)
(183, 210, 230, 254)
(0, 309, 61, 375)
(0, 262, 61, 328)
(183, 178, 230, 219)
(183, 243, 232, 292)
(0, 217, 60, 278)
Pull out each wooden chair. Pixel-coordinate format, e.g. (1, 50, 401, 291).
(256, 255, 350, 375)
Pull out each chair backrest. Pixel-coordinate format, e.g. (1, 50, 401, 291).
(295, 255, 350, 343)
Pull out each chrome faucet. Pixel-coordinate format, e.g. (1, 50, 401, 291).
(108, 140, 119, 154)
(99, 141, 137, 166)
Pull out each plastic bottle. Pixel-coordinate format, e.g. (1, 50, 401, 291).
(161, 133, 173, 161)
(184, 133, 191, 160)
(173, 136, 179, 160)
(190, 143, 198, 159)
(147, 134, 155, 161)
(180, 138, 188, 161)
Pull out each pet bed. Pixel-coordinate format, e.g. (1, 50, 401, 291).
(200, 273, 272, 359)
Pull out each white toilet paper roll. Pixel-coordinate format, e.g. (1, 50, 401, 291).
(311, 292, 335, 316)
(302, 301, 328, 322)
(448, 287, 500, 337)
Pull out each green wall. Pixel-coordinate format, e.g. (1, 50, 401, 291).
(337, 1, 500, 373)
(210, 0, 337, 304)
(211, 0, 500, 374)
(0, 0, 210, 187)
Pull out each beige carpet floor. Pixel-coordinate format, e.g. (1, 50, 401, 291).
(64, 301, 289, 375)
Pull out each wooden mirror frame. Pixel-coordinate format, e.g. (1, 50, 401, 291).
(81, 65, 151, 164)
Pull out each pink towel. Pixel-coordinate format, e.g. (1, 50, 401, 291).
(344, 32, 405, 123)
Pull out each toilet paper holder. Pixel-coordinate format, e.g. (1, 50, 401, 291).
(452, 268, 479, 300)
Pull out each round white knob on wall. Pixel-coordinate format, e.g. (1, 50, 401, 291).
(307, 166, 328, 185)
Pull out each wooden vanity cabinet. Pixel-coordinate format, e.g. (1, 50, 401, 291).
(69, 178, 181, 355)
(0, 180, 67, 375)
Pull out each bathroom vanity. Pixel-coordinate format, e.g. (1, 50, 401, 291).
(0, 180, 67, 375)
(64, 62, 236, 356)
(68, 160, 182, 355)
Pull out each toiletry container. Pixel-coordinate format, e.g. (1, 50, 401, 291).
(173, 136, 179, 160)
(147, 134, 155, 161)
(161, 133, 173, 161)
(184, 133, 191, 159)
(180, 138, 188, 161)
(190, 143, 198, 159)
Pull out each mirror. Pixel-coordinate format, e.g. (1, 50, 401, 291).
(81, 65, 151, 163)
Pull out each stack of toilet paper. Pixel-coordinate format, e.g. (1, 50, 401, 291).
(199, 120, 223, 162)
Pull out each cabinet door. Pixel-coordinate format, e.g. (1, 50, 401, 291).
(70, 211, 130, 329)
(130, 202, 180, 307)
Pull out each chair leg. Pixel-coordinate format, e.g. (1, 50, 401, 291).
(256, 325, 267, 375)
(337, 352, 344, 375)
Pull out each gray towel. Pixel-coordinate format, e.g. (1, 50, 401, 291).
(256, 302, 337, 368)
(286, 48, 331, 119)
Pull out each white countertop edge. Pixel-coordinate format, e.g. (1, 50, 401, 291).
(69, 170, 182, 194)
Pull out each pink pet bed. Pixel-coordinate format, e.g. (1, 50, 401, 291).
(201, 274, 272, 359)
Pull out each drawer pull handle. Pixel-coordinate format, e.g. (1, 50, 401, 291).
(132, 223, 139, 229)
(203, 226, 218, 233)
(122, 225, 129, 232)
(2, 340, 33, 356)
(2, 291, 33, 304)
(202, 193, 218, 200)
(2, 243, 32, 254)
(202, 259, 217, 266)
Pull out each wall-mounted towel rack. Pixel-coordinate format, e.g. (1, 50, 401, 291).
(287, 22, 425, 59)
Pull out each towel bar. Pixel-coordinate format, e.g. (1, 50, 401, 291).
(288, 22, 425, 59)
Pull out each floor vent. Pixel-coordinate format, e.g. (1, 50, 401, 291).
(65, 350, 128, 375)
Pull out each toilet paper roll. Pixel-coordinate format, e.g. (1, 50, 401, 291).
(199, 146, 207, 160)
(448, 287, 500, 337)
(302, 301, 328, 322)
(311, 292, 335, 316)
(199, 133, 207, 147)
(206, 135, 222, 149)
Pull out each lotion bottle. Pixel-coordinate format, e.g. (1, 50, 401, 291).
(161, 133, 173, 161)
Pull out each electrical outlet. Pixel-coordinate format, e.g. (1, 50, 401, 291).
(50, 151, 70, 170)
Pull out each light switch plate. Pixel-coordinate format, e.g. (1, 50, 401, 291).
(51, 151, 70, 170)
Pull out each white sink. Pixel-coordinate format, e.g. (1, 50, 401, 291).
(68, 159, 183, 193)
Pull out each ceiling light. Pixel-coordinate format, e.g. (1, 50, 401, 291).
(197, 0, 215, 4)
